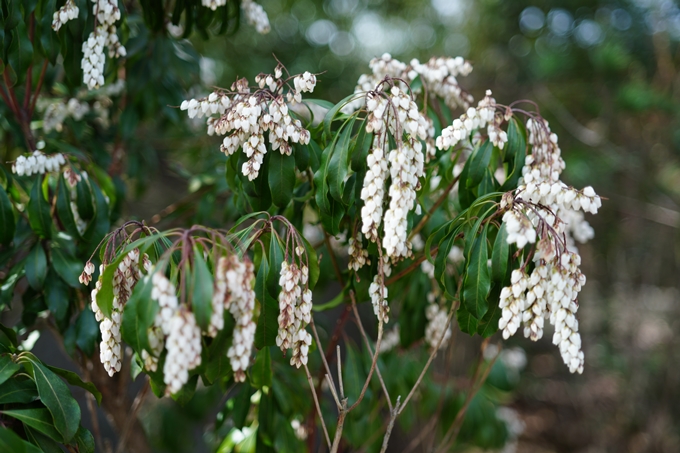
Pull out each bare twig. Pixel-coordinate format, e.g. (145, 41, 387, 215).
(304, 363, 331, 449)
(115, 378, 150, 453)
(409, 173, 462, 239)
(385, 246, 438, 286)
(309, 317, 340, 408)
(350, 296, 393, 411)
(379, 396, 402, 453)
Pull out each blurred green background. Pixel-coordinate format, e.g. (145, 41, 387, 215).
(141, 0, 678, 451)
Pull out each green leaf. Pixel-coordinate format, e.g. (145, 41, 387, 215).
(500, 119, 526, 191)
(25, 243, 47, 291)
(477, 286, 502, 338)
(462, 225, 490, 319)
(191, 248, 214, 332)
(300, 235, 320, 290)
(0, 185, 15, 246)
(466, 141, 493, 189)
(38, 0, 59, 64)
(0, 354, 19, 385)
(45, 366, 102, 406)
(27, 179, 52, 239)
(319, 195, 345, 236)
(343, 341, 365, 405)
(312, 285, 346, 311)
(0, 377, 38, 404)
(24, 426, 63, 453)
(266, 234, 284, 298)
(250, 347, 272, 389)
(75, 309, 99, 357)
(7, 22, 33, 87)
(44, 270, 69, 327)
(18, 353, 81, 443)
(323, 93, 359, 138)
(75, 177, 95, 221)
(457, 153, 475, 210)
(328, 118, 356, 202)
(49, 243, 81, 288)
(491, 223, 509, 284)
(74, 426, 95, 453)
(0, 426, 43, 453)
(456, 304, 478, 335)
(122, 274, 157, 355)
(1, 408, 63, 442)
(313, 144, 334, 215)
(255, 292, 279, 349)
(268, 151, 296, 209)
(204, 312, 235, 384)
(56, 176, 82, 239)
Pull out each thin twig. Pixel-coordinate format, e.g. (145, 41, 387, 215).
(309, 317, 340, 409)
(336, 345, 344, 400)
(304, 363, 331, 449)
(379, 396, 402, 453)
(347, 291, 384, 412)
(323, 230, 344, 286)
(115, 378, 150, 453)
(329, 399, 347, 453)
(409, 173, 462, 239)
(29, 60, 48, 118)
(350, 296, 392, 411)
(385, 246, 438, 286)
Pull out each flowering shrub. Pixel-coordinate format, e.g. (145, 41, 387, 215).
(0, 1, 601, 452)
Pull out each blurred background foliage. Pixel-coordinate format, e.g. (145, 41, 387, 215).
(132, 0, 680, 451)
(2, 0, 679, 451)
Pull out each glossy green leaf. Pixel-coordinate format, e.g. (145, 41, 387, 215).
(24, 426, 63, 453)
(313, 144, 334, 214)
(250, 347, 272, 389)
(500, 118, 526, 191)
(191, 248, 214, 332)
(7, 22, 33, 86)
(255, 291, 279, 349)
(300, 235, 320, 290)
(266, 234, 284, 298)
(25, 243, 47, 291)
(328, 118, 356, 202)
(457, 304, 478, 335)
(49, 243, 81, 288)
(462, 225, 490, 319)
(27, 179, 52, 239)
(44, 270, 69, 327)
(0, 354, 19, 385)
(75, 309, 99, 357)
(477, 286, 502, 338)
(204, 312, 235, 384)
(1, 408, 63, 442)
(491, 223, 509, 284)
(0, 426, 43, 453)
(268, 151, 296, 209)
(56, 176, 82, 239)
(323, 93, 359, 138)
(0, 185, 14, 246)
(18, 353, 81, 443)
(45, 365, 102, 406)
(74, 426, 95, 453)
(0, 377, 38, 404)
(466, 141, 493, 189)
(122, 274, 157, 356)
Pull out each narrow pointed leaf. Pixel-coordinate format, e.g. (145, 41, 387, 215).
(250, 347, 272, 389)
(466, 141, 493, 189)
(0, 426, 43, 453)
(25, 244, 47, 291)
(268, 151, 296, 208)
(1, 408, 63, 442)
(0, 354, 19, 385)
(462, 225, 490, 319)
(191, 248, 214, 332)
(491, 223, 510, 284)
(45, 366, 102, 406)
(122, 274, 157, 356)
(0, 185, 14, 246)
(27, 179, 52, 239)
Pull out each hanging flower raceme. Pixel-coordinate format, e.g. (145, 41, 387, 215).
(11, 151, 66, 176)
(276, 260, 313, 368)
(180, 65, 315, 181)
(52, 0, 79, 32)
(81, 0, 126, 90)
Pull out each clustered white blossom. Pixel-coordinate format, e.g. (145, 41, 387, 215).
(11, 151, 66, 176)
(144, 272, 180, 372)
(378, 325, 400, 353)
(201, 0, 226, 11)
(164, 307, 202, 394)
(369, 257, 391, 323)
(90, 249, 148, 377)
(180, 67, 315, 180)
(424, 298, 451, 350)
(435, 90, 505, 151)
(63, 168, 87, 235)
(360, 137, 389, 243)
(497, 116, 601, 374)
(81, 0, 126, 90)
(348, 233, 370, 271)
(241, 0, 271, 34)
(343, 53, 473, 114)
(220, 256, 256, 382)
(52, 0, 79, 32)
(44, 98, 90, 133)
(276, 260, 313, 368)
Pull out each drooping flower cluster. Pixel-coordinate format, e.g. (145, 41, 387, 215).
(424, 301, 451, 350)
(241, 0, 271, 34)
(52, 0, 79, 32)
(343, 53, 473, 114)
(164, 307, 202, 394)
(369, 257, 391, 323)
(90, 249, 148, 377)
(201, 0, 226, 11)
(378, 325, 400, 353)
(11, 151, 66, 176)
(44, 98, 90, 133)
(436, 90, 504, 151)
(358, 85, 427, 261)
(220, 256, 256, 382)
(180, 66, 315, 180)
(276, 260, 313, 368)
(81, 0, 126, 90)
(348, 233, 370, 272)
(496, 116, 601, 374)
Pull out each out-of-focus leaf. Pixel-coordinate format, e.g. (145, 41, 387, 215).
(0, 354, 19, 385)
(45, 270, 69, 327)
(56, 176, 81, 239)
(75, 309, 99, 357)
(268, 151, 296, 209)
(27, 179, 52, 239)
(49, 243, 81, 288)
(250, 347, 272, 389)
(122, 275, 156, 355)
(0, 185, 15, 246)
(25, 243, 47, 291)
(191, 248, 213, 332)
(0, 426, 43, 453)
